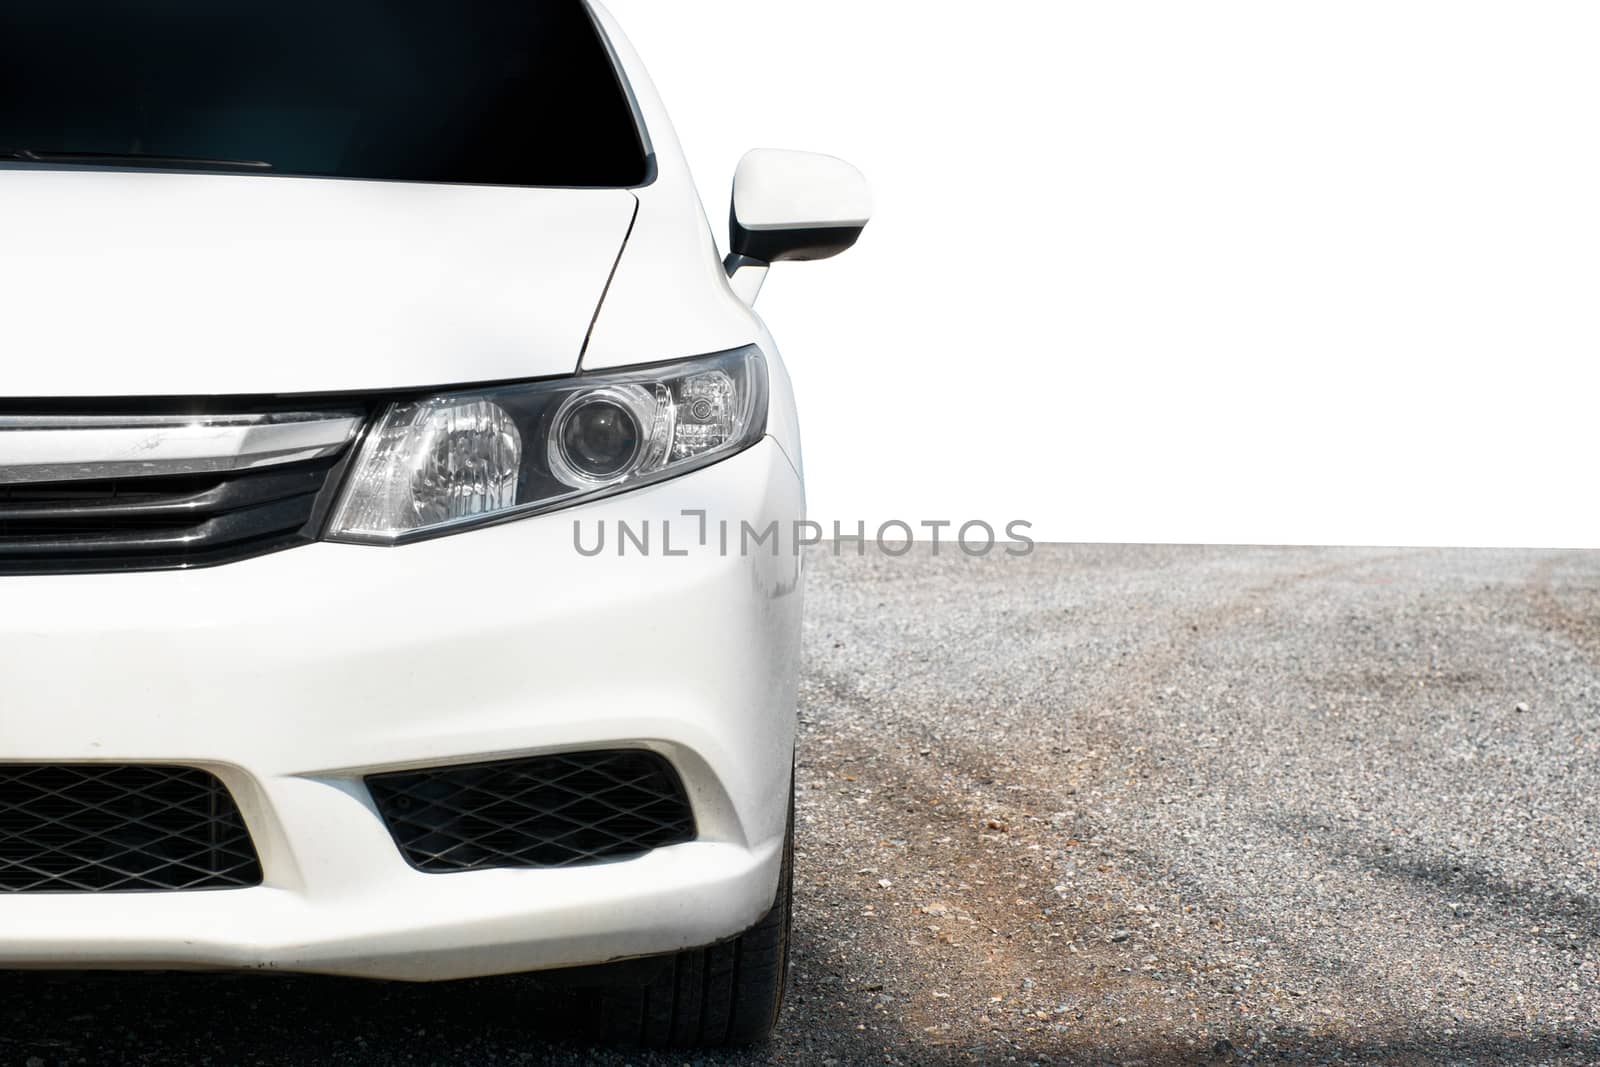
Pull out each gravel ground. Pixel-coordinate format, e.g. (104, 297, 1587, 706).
(4, 545, 1598, 1065)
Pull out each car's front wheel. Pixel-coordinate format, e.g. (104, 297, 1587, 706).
(592, 792, 794, 1048)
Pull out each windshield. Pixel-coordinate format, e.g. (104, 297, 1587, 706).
(0, 0, 649, 187)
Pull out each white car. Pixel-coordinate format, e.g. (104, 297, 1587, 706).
(0, 0, 868, 1048)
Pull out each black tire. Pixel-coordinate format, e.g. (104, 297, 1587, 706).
(592, 787, 794, 1048)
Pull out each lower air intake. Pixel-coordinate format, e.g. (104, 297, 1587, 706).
(367, 750, 696, 873)
(0, 764, 263, 892)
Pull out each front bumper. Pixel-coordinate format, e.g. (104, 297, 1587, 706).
(0, 439, 803, 981)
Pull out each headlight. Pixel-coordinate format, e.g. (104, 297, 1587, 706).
(327, 347, 768, 544)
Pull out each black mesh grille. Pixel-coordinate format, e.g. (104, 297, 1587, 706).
(0, 457, 341, 576)
(0, 765, 263, 893)
(367, 751, 697, 873)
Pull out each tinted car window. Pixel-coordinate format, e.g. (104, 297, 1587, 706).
(0, 0, 649, 187)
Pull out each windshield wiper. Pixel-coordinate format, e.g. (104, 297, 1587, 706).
(2, 149, 272, 172)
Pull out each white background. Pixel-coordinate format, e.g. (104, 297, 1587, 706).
(607, 1, 1600, 547)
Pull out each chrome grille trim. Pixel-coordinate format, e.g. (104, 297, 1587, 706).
(0, 411, 363, 486)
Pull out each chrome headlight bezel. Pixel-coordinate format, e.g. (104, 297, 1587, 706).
(324, 346, 768, 546)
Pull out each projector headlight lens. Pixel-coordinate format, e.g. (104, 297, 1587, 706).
(550, 386, 664, 487)
(327, 347, 767, 544)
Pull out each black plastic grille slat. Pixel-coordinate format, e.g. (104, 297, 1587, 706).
(368, 751, 697, 873)
(0, 765, 263, 892)
(0, 495, 317, 556)
(0, 457, 339, 574)
(0, 462, 332, 521)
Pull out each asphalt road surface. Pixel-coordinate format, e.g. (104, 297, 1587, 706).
(4, 546, 1598, 1065)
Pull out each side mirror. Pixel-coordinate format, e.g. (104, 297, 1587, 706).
(724, 149, 872, 305)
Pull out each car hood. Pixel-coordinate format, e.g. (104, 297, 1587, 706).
(0, 168, 639, 398)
